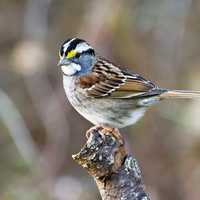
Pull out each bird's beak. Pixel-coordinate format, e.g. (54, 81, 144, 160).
(57, 58, 71, 67)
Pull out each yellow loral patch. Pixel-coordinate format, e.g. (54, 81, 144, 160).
(67, 50, 76, 59)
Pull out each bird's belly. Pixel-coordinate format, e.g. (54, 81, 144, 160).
(63, 76, 146, 128)
(77, 103, 146, 128)
(67, 91, 145, 128)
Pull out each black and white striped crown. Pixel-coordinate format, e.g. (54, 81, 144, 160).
(60, 38, 95, 57)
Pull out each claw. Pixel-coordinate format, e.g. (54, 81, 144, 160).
(86, 125, 124, 145)
(86, 125, 103, 139)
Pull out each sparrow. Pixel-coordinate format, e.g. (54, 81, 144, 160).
(58, 38, 200, 129)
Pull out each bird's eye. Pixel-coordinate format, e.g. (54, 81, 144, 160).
(75, 53, 81, 58)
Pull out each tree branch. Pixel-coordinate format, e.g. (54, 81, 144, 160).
(72, 127, 151, 200)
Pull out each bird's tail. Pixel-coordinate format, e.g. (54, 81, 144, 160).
(160, 89, 200, 100)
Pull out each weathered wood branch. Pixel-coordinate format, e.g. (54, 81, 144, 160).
(72, 127, 151, 200)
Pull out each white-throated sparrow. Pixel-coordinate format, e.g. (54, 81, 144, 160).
(58, 38, 200, 128)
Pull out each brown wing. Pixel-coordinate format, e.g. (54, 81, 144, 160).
(78, 57, 160, 98)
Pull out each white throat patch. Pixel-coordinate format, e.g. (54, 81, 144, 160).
(61, 63, 81, 76)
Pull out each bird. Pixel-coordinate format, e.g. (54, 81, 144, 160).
(57, 37, 200, 132)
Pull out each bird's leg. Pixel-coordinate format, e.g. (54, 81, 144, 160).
(86, 125, 103, 139)
(86, 125, 123, 145)
(100, 126, 124, 145)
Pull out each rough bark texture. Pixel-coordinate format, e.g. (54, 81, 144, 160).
(72, 127, 151, 200)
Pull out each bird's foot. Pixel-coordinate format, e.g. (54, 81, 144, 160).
(86, 125, 123, 145)
(101, 126, 124, 145)
(86, 125, 103, 139)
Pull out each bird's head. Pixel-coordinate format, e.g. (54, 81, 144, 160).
(58, 38, 96, 76)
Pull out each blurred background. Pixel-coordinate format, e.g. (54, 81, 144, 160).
(0, 0, 200, 199)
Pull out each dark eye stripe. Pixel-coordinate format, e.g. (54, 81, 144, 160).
(81, 48, 95, 56)
(75, 52, 81, 58)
